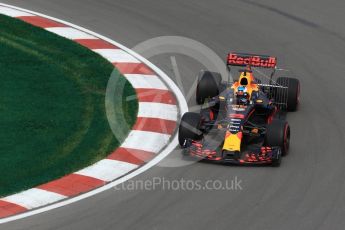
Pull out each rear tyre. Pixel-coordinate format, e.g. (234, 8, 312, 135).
(265, 119, 290, 156)
(276, 77, 300, 111)
(178, 112, 203, 147)
(196, 71, 222, 105)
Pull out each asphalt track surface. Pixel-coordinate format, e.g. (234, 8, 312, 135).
(2, 0, 345, 229)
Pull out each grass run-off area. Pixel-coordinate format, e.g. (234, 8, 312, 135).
(0, 14, 138, 197)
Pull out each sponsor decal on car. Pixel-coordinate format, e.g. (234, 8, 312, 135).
(227, 53, 277, 68)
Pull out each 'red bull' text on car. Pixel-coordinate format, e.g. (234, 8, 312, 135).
(178, 53, 300, 166)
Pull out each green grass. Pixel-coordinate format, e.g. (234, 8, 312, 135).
(0, 15, 138, 197)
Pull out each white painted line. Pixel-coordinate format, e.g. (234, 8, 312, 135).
(121, 130, 171, 153)
(46, 27, 97, 40)
(93, 49, 140, 63)
(0, 6, 33, 17)
(138, 102, 178, 121)
(125, 74, 168, 90)
(75, 159, 138, 182)
(0, 3, 188, 224)
(2, 189, 66, 210)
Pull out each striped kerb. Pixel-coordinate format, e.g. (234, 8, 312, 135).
(0, 4, 178, 219)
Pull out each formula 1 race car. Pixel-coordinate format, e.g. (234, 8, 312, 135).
(178, 53, 300, 166)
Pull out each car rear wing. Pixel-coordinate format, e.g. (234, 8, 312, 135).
(227, 52, 277, 69)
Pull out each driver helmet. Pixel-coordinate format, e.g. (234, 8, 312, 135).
(236, 86, 249, 105)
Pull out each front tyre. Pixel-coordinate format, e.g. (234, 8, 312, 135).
(265, 119, 290, 156)
(178, 112, 203, 147)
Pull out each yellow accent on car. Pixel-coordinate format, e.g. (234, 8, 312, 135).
(223, 132, 242, 151)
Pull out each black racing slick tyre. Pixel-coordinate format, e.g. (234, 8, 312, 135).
(276, 77, 300, 111)
(265, 119, 290, 156)
(178, 112, 203, 147)
(196, 71, 222, 105)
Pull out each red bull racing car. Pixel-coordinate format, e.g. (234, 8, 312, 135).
(178, 53, 300, 166)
